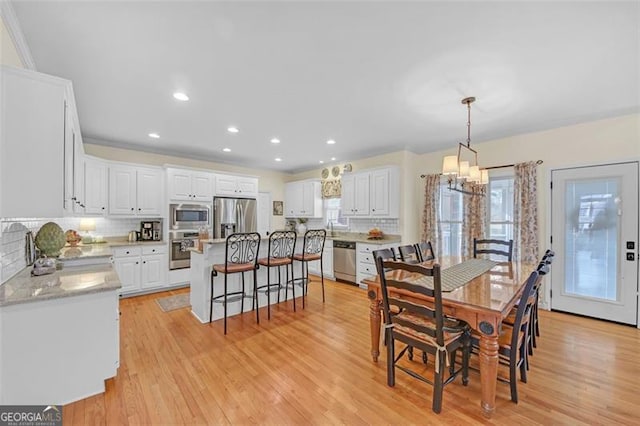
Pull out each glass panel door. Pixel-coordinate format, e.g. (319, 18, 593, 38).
(551, 162, 638, 325)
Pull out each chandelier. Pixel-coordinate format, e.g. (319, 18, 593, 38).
(441, 96, 488, 196)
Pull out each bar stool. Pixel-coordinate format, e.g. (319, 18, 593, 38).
(291, 229, 326, 309)
(257, 231, 297, 319)
(210, 232, 261, 334)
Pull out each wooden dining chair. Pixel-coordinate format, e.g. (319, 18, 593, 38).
(376, 257, 471, 414)
(470, 269, 540, 403)
(416, 241, 435, 262)
(473, 238, 514, 261)
(397, 244, 421, 263)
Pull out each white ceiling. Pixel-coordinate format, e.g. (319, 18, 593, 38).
(11, 1, 640, 173)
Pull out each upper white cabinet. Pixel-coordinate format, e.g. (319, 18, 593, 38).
(370, 167, 399, 218)
(214, 174, 258, 198)
(167, 168, 213, 202)
(342, 172, 370, 216)
(82, 157, 108, 215)
(284, 180, 322, 218)
(1, 67, 68, 218)
(342, 167, 399, 218)
(109, 165, 163, 216)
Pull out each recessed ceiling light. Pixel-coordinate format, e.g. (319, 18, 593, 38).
(223, 148, 231, 152)
(270, 138, 280, 144)
(173, 92, 189, 101)
(327, 139, 336, 145)
(148, 133, 160, 139)
(331, 157, 336, 161)
(275, 157, 282, 162)
(319, 160, 324, 164)
(227, 126, 239, 133)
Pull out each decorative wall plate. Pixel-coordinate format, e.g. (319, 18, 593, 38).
(321, 168, 329, 179)
(331, 166, 341, 177)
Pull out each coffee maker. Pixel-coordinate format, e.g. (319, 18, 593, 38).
(140, 221, 162, 241)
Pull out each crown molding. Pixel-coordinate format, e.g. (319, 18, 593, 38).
(0, 0, 36, 70)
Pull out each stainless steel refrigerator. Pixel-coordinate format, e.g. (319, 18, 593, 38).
(213, 197, 258, 239)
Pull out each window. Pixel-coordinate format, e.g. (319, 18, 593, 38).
(437, 176, 515, 256)
(488, 177, 514, 241)
(324, 198, 348, 228)
(438, 185, 463, 256)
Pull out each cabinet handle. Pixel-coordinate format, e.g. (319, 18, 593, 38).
(126, 251, 130, 254)
(136, 261, 139, 264)
(131, 208, 134, 211)
(372, 209, 376, 212)
(138, 208, 141, 211)
(102, 207, 105, 210)
(143, 261, 146, 264)
(152, 249, 156, 252)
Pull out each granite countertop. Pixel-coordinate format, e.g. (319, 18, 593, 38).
(0, 263, 121, 307)
(57, 238, 167, 261)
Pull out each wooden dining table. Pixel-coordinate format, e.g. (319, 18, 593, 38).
(362, 256, 537, 417)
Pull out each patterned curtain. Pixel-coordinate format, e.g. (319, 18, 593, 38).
(421, 174, 442, 256)
(461, 183, 487, 257)
(321, 179, 341, 198)
(514, 161, 539, 263)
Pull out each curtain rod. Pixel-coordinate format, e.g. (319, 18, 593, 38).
(420, 159, 543, 178)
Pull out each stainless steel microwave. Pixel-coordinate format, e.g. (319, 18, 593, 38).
(170, 203, 211, 230)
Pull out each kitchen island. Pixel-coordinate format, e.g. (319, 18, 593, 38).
(0, 261, 121, 405)
(189, 238, 305, 324)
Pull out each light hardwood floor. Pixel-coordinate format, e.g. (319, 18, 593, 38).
(64, 278, 640, 425)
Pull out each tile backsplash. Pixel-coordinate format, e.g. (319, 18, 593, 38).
(304, 217, 399, 234)
(0, 217, 160, 284)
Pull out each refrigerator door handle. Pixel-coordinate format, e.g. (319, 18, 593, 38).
(238, 203, 245, 233)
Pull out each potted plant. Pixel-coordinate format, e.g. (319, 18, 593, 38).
(296, 218, 308, 235)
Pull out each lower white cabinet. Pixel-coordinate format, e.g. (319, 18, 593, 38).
(112, 245, 167, 294)
(356, 242, 395, 288)
(306, 239, 334, 279)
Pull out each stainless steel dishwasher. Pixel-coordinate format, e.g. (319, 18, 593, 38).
(333, 240, 357, 284)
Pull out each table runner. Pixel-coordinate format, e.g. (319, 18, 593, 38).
(414, 259, 498, 292)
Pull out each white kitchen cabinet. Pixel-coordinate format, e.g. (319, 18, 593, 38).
(113, 244, 167, 294)
(307, 238, 334, 279)
(137, 168, 163, 215)
(342, 172, 370, 216)
(370, 167, 399, 218)
(83, 157, 108, 215)
(109, 165, 163, 216)
(167, 168, 213, 202)
(214, 173, 258, 198)
(356, 241, 395, 288)
(140, 245, 168, 289)
(284, 180, 322, 218)
(112, 247, 141, 293)
(1, 66, 69, 218)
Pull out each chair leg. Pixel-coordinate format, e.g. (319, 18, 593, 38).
(254, 269, 260, 324)
(277, 265, 282, 304)
(240, 272, 245, 314)
(407, 346, 413, 360)
(223, 274, 228, 335)
(386, 330, 395, 387)
(266, 266, 271, 320)
(302, 261, 307, 310)
(320, 257, 325, 303)
(210, 270, 215, 323)
(432, 350, 445, 413)
(291, 262, 297, 312)
(510, 354, 518, 403)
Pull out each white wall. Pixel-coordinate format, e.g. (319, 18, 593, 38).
(0, 17, 24, 68)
